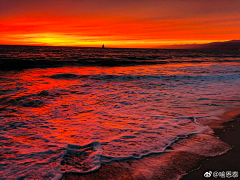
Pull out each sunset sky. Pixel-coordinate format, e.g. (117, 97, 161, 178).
(0, 0, 240, 48)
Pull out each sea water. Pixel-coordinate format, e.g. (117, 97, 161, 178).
(0, 46, 240, 179)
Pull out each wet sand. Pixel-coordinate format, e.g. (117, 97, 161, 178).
(62, 151, 205, 180)
(182, 114, 240, 180)
(62, 112, 240, 180)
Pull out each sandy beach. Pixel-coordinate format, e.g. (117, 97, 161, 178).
(62, 110, 240, 180)
(182, 114, 240, 180)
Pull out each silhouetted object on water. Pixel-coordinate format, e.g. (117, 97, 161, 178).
(102, 44, 105, 49)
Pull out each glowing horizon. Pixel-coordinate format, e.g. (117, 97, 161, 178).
(0, 0, 239, 48)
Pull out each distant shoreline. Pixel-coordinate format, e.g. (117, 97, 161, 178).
(158, 40, 240, 50)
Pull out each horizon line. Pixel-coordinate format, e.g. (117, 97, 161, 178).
(1, 39, 240, 50)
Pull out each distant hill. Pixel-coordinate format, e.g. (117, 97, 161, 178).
(159, 40, 240, 50)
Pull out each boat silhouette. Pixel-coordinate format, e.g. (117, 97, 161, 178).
(102, 44, 104, 49)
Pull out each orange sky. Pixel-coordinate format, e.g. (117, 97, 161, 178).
(0, 0, 240, 48)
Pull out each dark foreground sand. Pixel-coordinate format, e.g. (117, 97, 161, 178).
(182, 114, 240, 180)
(62, 113, 240, 180)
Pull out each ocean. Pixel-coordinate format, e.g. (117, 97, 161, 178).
(0, 45, 240, 179)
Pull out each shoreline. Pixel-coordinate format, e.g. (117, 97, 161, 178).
(62, 109, 240, 180)
(181, 114, 240, 180)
